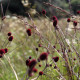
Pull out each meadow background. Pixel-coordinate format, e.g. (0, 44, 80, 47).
(0, 0, 80, 80)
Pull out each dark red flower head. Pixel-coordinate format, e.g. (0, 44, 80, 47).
(39, 71, 43, 75)
(50, 64, 52, 67)
(52, 16, 58, 28)
(53, 45, 56, 48)
(29, 59, 37, 68)
(29, 56, 32, 59)
(73, 21, 77, 26)
(74, 58, 76, 61)
(52, 56, 59, 62)
(67, 18, 71, 22)
(38, 44, 42, 47)
(26, 29, 31, 36)
(0, 49, 5, 55)
(39, 52, 48, 60)
(26, 59, 30, 66)
(42, 9, 46, 15)
(53, 19, 58, 27)
(77, 11, 80, 14)
(52, 16, 57, 20)
(8, 32, 12, 36)
(36, 48, 38, 51)
(4, 48, 8, 53)
(8, 36, 13, 41)
(33, 68, 38, 73)
(39, 64, 41, 67)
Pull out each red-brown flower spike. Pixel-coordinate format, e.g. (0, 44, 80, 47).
(8, 32, 12, 36)
(26, 29, 31, 36)
(39, 71, 43, 75)
(39, 64, 41, 67)
(53, 45, 56, 48)
(67, 18, 71, 22)
(52, 16, 58, 29)
(53, 19, 58, 27)
(36, 48, 38, 51)
(0, 49, 5, 58)
(26, 59, 30, 66)
(42, 9, 46, 15)
(38, 44, 42, 47)
(74, 58, 76, 61)
(33, 68, 38, 73)
(52, 16, 57, 20)
(0, 49, 5, 55)
(68, 49, 71, 52)
(52, 56, 59, 62)
(29, 59, 37, 68)
(39, 52, 48, 60)
(29, 56, 32, 59)
(8, 36, 13, 41)
(50, 64, 52, 67)
(4, 48, 8, 53)
(77, 11, 80, 14)
(73, 21, 77, 26)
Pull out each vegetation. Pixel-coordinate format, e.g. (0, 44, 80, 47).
(0, 0, 80, 80)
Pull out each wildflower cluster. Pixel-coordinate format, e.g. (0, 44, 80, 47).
(0, 2, 80, 80)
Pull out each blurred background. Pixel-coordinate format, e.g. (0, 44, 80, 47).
(0, 0, 80, 18)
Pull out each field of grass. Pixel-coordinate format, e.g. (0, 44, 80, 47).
(0, 13, 80, 80)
